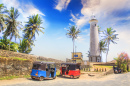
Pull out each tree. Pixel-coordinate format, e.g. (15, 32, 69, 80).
(0, 36, 9, 50)
(66, 25, 80, 61)
(18, 39, 33, 54)
(3, 7, 22, 51)
(99, 41, 107, 62)
(102, 27, 118, 62)
(97, 26, 102, 34)
(0, 4, 7, 32)
(0, 36, 19, 51)
(23, 14, 44, 51)
(114, 52, 130, 72)
(24, 14, 44, 42)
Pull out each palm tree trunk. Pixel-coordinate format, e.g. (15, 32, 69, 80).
(73, 39, 75, 63)
(9, 36, 11, 51)
(106, 41, 110, 63)
(101, 52, 102, 62)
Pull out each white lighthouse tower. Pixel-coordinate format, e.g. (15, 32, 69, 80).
(89, 14, 101, 62)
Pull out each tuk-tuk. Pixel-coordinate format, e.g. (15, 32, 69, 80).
(113, 66, 122, 74)
(60, 63, 80, 79)
(31, 61, 56, 81)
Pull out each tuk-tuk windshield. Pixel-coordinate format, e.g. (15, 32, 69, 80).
(32, 64, 46, 70)
(32, 64, 41, 70)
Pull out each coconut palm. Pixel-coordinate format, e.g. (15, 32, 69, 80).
(0, 4, 7, 32)
(0, 36, 19, 51)
(97, 26, 102, 34)
(102, 27, 118, 62)
(66, 25, 80, 61)
(23, 14, 44, 51)
(10, 42, 19, 52)
(24, 14, 44, 42)
(3, 7, 22, 51)
(18, 39, 33, 54)
(0, 36, 9, 50)
(99, 41, 107, 62)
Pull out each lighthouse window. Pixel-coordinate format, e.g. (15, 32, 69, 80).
(95, 24, 96, 26)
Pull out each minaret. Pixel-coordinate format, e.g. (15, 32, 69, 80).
(89, 14, 101, 62)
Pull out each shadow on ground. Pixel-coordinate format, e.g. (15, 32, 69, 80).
(26, 77, 54, 81)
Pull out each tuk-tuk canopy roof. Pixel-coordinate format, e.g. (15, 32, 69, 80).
(33, 61, 55, 64)
(61, 63, 81, 65)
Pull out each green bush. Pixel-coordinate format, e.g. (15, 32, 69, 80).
(114, 52, 130, 72)
(128, 69, 130, 72)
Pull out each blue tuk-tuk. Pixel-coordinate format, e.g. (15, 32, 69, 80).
(31, 61, 56, 81)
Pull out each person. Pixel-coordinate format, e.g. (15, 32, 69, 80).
(66, 65, 70, 74)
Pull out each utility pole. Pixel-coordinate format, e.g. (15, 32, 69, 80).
(75, 46, 77, 63)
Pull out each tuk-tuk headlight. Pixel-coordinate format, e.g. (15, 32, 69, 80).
(35, 71, 38, 76)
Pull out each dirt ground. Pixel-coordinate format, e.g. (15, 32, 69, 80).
(0, 72, 115, 86)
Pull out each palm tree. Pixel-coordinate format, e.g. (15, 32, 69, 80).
(99, 41, 107, 62)
(97, 26, 102, 34)
(66, 25, 80, 61)
(3, 7, 22, 51)
(0, 4, 7, 32)
(24, 14, 44, 42)
(10, 42, 19, 52)
(102, 27, 118, 62)
(23, 14, 44, 51)
(18, 39, 33, 54)
(0, 36, 9, 50)
(0, 36, 19, 51)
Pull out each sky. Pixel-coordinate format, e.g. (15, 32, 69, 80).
(0, 0, 130, 62)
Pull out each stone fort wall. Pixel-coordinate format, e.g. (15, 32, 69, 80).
(0, 49, 64, 77)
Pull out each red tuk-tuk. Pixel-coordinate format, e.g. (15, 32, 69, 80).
(60, 63, 80, 78)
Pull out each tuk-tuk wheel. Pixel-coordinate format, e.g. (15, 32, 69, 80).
(70, 75, 74, 79)
(31, 76, 35, 80)
(39, 76, 44, 81)
(77, 76, 80, 78)
(53, 76, 56, 79)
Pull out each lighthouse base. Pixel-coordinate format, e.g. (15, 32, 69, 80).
(89, 56, 101, 62)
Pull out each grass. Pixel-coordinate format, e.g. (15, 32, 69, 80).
(0, 75, 31, 80)
(0, 75, 19, 80)
(0, 56, 29, 61)
(11, 57, 28, 61)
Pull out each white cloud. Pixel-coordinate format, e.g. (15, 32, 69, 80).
(76, 36, 85, 43)
(70, 0, 130, 28)
(55, 0, 71, 11)
(64, 28, 67, 30)
(1, 0, 20, 8)
(83, 29, 87, 33)
(0, 0, 45, 22)
(87, 33, 90, 36)
(0, 0, 46, 41)
(69, 23, 71, 26)
(57, 37, 63, 40)
(19, 4, 45, 18)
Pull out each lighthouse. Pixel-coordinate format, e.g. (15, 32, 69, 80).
(89, 14, 101, 62)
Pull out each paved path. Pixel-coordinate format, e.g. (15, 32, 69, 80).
(1, 72, 130, 86)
